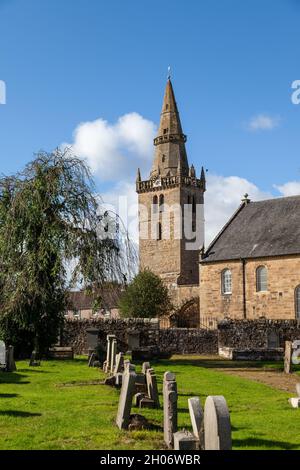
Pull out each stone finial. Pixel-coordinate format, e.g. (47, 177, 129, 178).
(189, 164, 196, 178)
(242, 193, 251, 204)
(136, 168, 141, 183)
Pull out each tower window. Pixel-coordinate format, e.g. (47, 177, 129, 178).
(162, 155, 166, 163)
(153, 195, 158, 213)
(166, 104, 169, 110)
(157, 222, 162, 240)
(163, 128, 168, 134)
(159, 194, 164, 212)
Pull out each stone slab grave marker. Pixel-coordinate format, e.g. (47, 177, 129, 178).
(6, 346, 16, 372)
(284, 341, 292, 374)
(110, 338, 117, 374)
(86, 328, 99, 351)
(114, 352, 124, 375)
(105, 334, 116, 373)
(0, 340, 6, 369)
(146, 368, 160, 408)
(29, 350, 40, 367)
(163, 371, 178, 449)
(204, 395, 232, 450)
(142, 362, 151, 375)
(116, 370, 137, 430)
(188, 397, 204, 449)
(173, 430, 198, 450)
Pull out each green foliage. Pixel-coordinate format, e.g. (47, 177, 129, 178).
(0, 149, 132, 355)
(118, 269, 172, 318)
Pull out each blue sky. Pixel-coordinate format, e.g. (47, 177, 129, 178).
(1, 0, 300, 241)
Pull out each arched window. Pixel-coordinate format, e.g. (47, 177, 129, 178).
(221, 269, 232, 294)
(153, 195, 158, 213)
(295, 286, 300, 319)
(159, 194, 164, 212)
(256, 266, 268, 292)
(157, 222, 162, 241)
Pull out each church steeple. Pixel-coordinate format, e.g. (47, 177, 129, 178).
(150, 78, 189, 179)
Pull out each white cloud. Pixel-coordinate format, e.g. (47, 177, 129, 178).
(247, 113, 281, 131)
(64, 112, 156, 181)
(274, 181, 300, 197)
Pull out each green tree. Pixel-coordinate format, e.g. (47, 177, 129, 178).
(118, 269, 172, 318)
(0, 149, 133, 355)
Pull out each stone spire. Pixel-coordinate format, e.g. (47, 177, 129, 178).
(150, 78, 189, 179)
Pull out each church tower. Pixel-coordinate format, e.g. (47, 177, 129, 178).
(136, 78, 206, 290)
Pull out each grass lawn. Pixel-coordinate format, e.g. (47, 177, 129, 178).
(0, 355, 300, 450)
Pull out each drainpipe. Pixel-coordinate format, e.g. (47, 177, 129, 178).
(241, 258, 247, 319)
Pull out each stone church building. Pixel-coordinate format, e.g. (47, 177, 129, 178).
(137, 78, 300, 327)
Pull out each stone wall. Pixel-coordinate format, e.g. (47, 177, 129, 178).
(62, 318, 218, 355)
(218, 318, 300, 349)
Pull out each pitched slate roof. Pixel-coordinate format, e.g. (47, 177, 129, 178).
(67, 284, 122, 310)
(202, 195, 300, 263)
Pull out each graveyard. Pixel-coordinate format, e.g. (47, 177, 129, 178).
(1, 355, 300, 450)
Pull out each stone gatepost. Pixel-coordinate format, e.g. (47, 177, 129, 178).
(163, 371, 178, 448)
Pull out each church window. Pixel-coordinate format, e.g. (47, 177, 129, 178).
(159, 194, 164, 212)
(163, 128, 168, 134)
(295, 286, 300, 319)
(153, 195, 158, 213)
(256, 266, 268, 292)
(221, 269, 232, 295)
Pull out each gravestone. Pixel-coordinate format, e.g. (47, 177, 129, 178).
(116, 370, 137, 430)
(110, 338, 117, 374)
(105, 334, 116, 373)
(142, 362, 151, 375)
(188, 397, 204, 449)
(114, 352, 124, 375)
(267, 330, 280, 349)
(173, 430, 199, 450)
(86, 328, 99, 350)
(29, 350, 40, 367)
(6, 346, 16, 372)
(288, 397, 300, 408)
(88, 352, 96, 367)
(204, 395, 232, 450)
(163, 371, 178, 449)
(296, 382, 300, 397)
(146, 368, 160, 408)
(0, 341, 6, 369)
(127, 330, 140, 351)
(284, 341, 292, 374)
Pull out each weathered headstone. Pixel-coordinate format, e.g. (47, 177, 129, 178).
(288, 397, 300, 408)
(163, 371, 178, 449)
(110, 338, 117, 374)
(114, 352, 124, 375)
(284, 341, 292, 374)
(139, 396, 155, 408)
(204, 395, 232, 450)
(29, 350, 40, 367)
(6, 346, 16, 372)
(86, 328, 99, 351)
(142, 362, 151, 375)
(146, 368, 160, 408)
(124, 360, 135, 373)
(127, 330, 140, 351)
(116, 370, 137, 430)
(267, 330, 280, 349)
(173, 430, 199, 450)
(188, 397, 204, 449)
(0, 341, 6, 369)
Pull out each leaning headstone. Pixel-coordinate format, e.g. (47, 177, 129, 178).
(29, 350, 40, 367)
(114, 352, 124, 375)
(6, 346, 16, 372)
(173, 430, 199, 450)
(88, 352, 96, 367)
(188, 397, 204, 449)
(116, 370, 137, 430)
(0, 341, 6, 369)
(146, 368, 160, 408)
(163, 371, 178, 449)
(142, 362, 151, 375)
(110, 338, 117, 374)
(204, 395, 232, 450)
(284, 341, 292, 374)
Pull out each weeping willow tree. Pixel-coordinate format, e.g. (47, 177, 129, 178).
(0, 149, 136, 355)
